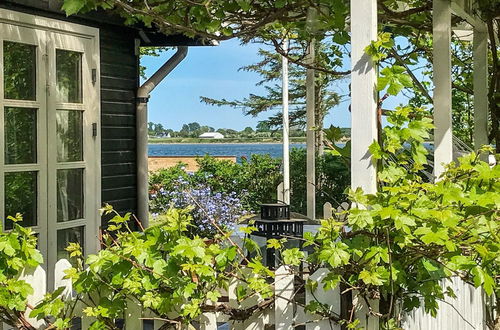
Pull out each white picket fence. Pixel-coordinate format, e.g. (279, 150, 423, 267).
(3, 188, 489, 329)
(14, 263, 355, 330)
(9, 261, 488, 330)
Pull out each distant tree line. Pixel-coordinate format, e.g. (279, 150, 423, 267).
(147, 121, 334, 139)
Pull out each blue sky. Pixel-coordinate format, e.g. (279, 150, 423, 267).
(141, 38, 418, 131)
(141, 39, 352, 131)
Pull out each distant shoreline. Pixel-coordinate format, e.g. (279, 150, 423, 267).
(148, 137, 309, 144)
(148, 141, 308, 145)
(148, 137, 350, 144)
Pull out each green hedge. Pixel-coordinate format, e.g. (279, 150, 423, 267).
(149, 151, 350, 217)
(289, 148, 350, 216)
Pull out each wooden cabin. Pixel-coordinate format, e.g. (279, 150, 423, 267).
(0, 0, 196, 286)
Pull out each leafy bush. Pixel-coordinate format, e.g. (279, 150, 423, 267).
(0, 215, 43, 328)
(289, 148, 350, 216)
(149, 154, 282, 213)
(148, 162, 191, 194)
(149, 152, 350, 218)
(195, 154, 282, 210)
(294, 106, 500, 328)
(61, 206, 274, 329)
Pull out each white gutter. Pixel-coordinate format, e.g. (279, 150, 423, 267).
(136, 46, 188, 226)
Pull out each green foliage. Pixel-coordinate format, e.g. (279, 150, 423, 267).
(370, 106, 433, 171)
(150, 154, 282, 212)
(365, 32, 395, 63)
(323, 125, 351, 161)
(0, 218, 43, 328)
(149, 161, 191, 193)
(290, 148, 350, 216)
(300, 107, 499, 326)
(60, 0, 349, 44)
(61, 0, 87, 16)
(62, 207, 274, 328)
(29, 287, 74, 329)
(366, 33, 414, 96)
(150, 151, 350, 217)
(378, 66, 413, 96)
(196, 154, 282, 210)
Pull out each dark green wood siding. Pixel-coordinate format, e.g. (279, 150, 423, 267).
(1, 2, 140, 219)
(99, 28, 139, 218)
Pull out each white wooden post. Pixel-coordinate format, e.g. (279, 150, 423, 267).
(337, 202, 350, 222)
(353, 293, 378, 330)
(277, 182, 285, 203)
(402, 277, 486, 329)
(199, 311, 217, 330)
(306, 8, 317, 220)
(323, 202, 333, 219)
(473, 25, 489, 152)
(306, 49, 316, 219)
(54, 259, 72, 298)
(305, 268, 341, 330)
(350, 2, 380, 328)
(282, 39, 291, 205)
(228, 270, 265, 329)
(23, 265, 47, 329)
(199, 295, 218, 330)
(275, 266, 294, 329)
(350, 0, 378, 194)
(433, 0, 453, 177)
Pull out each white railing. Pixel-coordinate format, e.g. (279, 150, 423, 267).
(10, 262, 487, 329)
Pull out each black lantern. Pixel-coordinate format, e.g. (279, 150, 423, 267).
(250, 203, 306, 268)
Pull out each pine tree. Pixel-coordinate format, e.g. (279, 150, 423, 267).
(200, 41, 343, 149)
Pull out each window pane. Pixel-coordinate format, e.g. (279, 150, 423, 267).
(57, 110, 83, 162)
(3, 41, 36, 100)
(56, 50, 82, 103)
(57, 226, 84, 262)
(4, 107, 37, 164)
(4, 171, 37, 229)
(57, 169, 84, 222)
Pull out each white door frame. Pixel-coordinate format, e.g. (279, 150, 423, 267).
(0, 9, 101, 289)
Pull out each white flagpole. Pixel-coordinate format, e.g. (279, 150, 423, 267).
(282, 39, 290, 204)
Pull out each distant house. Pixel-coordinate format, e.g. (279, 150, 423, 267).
(199, 132, 224, 139)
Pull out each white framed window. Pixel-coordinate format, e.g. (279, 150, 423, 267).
(0, 9, 101, 289)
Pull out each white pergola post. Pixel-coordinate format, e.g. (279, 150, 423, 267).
(473, 26, 489, 151)
(282, 39, 291, 204)
(350, 0, 378, 194)
(306, 40, 316, 219)
(433, 0, 453, 177)
(306, 8, 317, 219)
